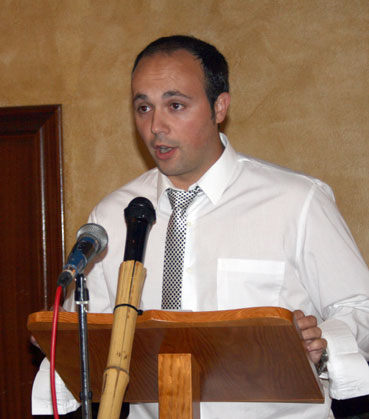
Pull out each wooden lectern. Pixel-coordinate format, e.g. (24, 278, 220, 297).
(27, 307, 324, 418)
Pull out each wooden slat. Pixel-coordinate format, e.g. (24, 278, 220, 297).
(158, 354, 200, 419)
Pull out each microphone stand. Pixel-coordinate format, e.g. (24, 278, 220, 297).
(75, 274, 92, 419)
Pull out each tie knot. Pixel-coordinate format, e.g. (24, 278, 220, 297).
(167, 186, 201, 212)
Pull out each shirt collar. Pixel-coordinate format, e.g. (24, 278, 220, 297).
(197, 133, 238, 205)
(156, 133, 238, 206)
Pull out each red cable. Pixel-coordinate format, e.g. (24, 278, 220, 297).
(50, 285, 63, 419)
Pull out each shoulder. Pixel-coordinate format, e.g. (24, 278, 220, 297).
(235, 152, 335, 202)
(90, 168, 159, 222)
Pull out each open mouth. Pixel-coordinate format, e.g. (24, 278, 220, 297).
(155, 145, 176, 160)
(157, 146, 173, 153)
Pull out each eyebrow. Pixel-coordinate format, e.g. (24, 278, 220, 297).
(133, 90, 192, 103)
(163, 90, 192, 100)
(133, 93, 148, 103)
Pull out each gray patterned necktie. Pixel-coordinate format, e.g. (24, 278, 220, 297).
(161, 186, 201, 309)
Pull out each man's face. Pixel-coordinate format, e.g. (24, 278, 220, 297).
(131, 50, 229, 190)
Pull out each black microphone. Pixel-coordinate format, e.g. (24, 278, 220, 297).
(123, 197, 156, 262)
(57, 223, 108, 288)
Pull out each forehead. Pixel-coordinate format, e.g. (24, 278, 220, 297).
(131, 50, 206, 96)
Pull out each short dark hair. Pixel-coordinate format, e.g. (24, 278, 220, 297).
(132, 35, 229, 111)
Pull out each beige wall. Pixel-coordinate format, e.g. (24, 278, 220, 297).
(1, 0, 368, 265)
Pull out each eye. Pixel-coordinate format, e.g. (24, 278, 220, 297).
(170, 102, 184, 111)
(137, 104, 151, 113)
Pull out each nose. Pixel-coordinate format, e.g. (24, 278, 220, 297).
(151, 109, 169, 136)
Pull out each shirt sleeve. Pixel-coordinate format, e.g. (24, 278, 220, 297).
(320, 317, 369, 399)
(298, 180, 369, 399)
(31, 358, 80, 415)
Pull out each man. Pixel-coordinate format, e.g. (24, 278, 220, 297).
(32, 35, 369, 418)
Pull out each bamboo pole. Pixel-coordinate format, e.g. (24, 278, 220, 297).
(97, 259, 145, 418)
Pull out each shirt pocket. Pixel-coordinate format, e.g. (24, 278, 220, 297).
(217, 258, 285, 310)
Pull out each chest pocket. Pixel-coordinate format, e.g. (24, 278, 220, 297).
(217, 258, 285, 310)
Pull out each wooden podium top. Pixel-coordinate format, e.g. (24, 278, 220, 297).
(27, 307, 323, 404)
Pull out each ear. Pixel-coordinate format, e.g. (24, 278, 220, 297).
(214, 92, 231, 124)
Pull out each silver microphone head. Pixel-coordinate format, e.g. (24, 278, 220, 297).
(76, 223, 108, 255)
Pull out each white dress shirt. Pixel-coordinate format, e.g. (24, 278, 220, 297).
(32, 134, 369, 418)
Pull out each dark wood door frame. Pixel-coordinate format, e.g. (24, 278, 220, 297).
(0, 104, 64, 418)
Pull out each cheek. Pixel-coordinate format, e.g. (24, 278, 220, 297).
(135, 117, 150, 138)
(185, 119, 216, 149)
(179, 114, 208, 136)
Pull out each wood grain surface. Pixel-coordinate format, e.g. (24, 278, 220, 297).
(28, 307, 324, 404)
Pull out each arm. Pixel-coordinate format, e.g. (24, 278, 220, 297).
(298, 181, 369, 398)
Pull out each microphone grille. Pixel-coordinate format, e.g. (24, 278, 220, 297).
(76, 223, 108, 254)
(124, 197, 156, 226)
